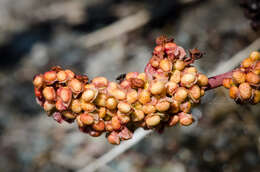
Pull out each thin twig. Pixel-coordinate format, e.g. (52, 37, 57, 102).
(77, 37, 260, 172)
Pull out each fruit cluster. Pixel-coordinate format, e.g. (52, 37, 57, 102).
(33, 36, 209, 144)
(240, 0, 260, 31)
(222, 51, 260, 104)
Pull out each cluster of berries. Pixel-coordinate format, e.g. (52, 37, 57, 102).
(223, 51, 260, 104)
(240, 0, 260, 31)
(33, 36, 210, 144)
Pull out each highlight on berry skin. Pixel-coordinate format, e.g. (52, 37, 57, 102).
(33, 36, 259, 145)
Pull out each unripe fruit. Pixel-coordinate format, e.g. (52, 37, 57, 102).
(43, 87, 56, 101)
(80, 113, 94, 125)
(111, 116, 121, 130)
(239, 83, 252, 100)
(159, 59, 172, 72)
(139, 90, 151, 104)
(57, 70, 68, 82)
(150, 81, 165, 95)
(174, 60, 185, 71)
(106, 97, 118, 110)
(145, 115, 161, 127)
(229, 86, 239, 99)
(250, 51, 260, 61)
(82, 89, 96, 102)
(232, 71, 246, 84)
(179, 113, 193, 126)
(117, 102, 131, 113)
(174, 87, 188, 103)
(127, 89, 138, 104)
(197, 74, 208, 86)
(181, 73, 196, 87)
(71, 99, 82, 113)
(156, 101, 170, 112)
(92, 77, 108, 87)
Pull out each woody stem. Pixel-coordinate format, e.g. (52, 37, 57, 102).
(206, 70, 234, 90)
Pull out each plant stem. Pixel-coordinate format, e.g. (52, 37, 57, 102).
(206, 70, 233, 90)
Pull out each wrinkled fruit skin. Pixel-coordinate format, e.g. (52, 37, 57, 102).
(223, 51, 260, 104)
(33, 36, 209, 145)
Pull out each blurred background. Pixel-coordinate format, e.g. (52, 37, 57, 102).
(0, 0, 260, 171)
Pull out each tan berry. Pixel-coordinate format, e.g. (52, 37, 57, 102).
(168, 115, 179, 126)
(250, 51, 260, 61)
(142, 104, 156, 114)
(42, 87, 56, 101)
(105, 121, 113, 132)
(170, 100, 180, 113)
(189, 85, 201, 100)
(179, 113, 193, 126)
(159, 59, 172, 72)
(43, 101, 55, 112)
(239, 83, 252, 100)
(185, 67, 197, 74)
(126, 72, 138, 80)
(146, 115, 161, 127)
(62, 111, 75, 119)
(80, 113, 94, 125)
(173, 60, 185, 71)
(33, 75, 44, 88)
(82, 89, 96, 102)
(170, 70, 181, 83)
(197, 74, 208, 86)
(246, 72, 260, 85)
(68, 79, 83, 93)
(117, 102, 131, 113)
(57, 70, 68, 82)
(200, 89, 205, 96)
(43, 71, 57, 84)
(222, 78, 232, 89)
(131, 109, 145, 122)
(98, 107, 107, 118)
(229, 86, 239, 99)
(139, 90, 151, 104)
(117, 113, 130, 124)
(137, 73, 147, 81)
(232, 70, 246, 84)
(71, 99, 82, 113)
(94, 93, 107, 107)
(165, 42, 176, 51)
(156, 101, 170, 112)
(126, 89, 138, 104)
(110, 89, 126, 100)
(111, 116, 121, 130)
(81, 102, 96, 112)
(92, 120, 105, 131)
(174, 87, 188, 103)
(180, 101, 192, 113)
(130, 78, 145, 88)
(181, 73, 196, 87)
(89, 131, 102, 137)
(150, 56, 160, 68)
(57, 87, 72, 103)
(242, 57, 253, 68)
(55, 99, 67, 111)
(92, 77, 108, 87)
(106, 97, 118, 110)
(166, 81, 178, 95)
(150, 81, 165, 95)
(253, 90, 260, 104)
(65, 69, 75, 79)
(108, 131, 120, 145)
